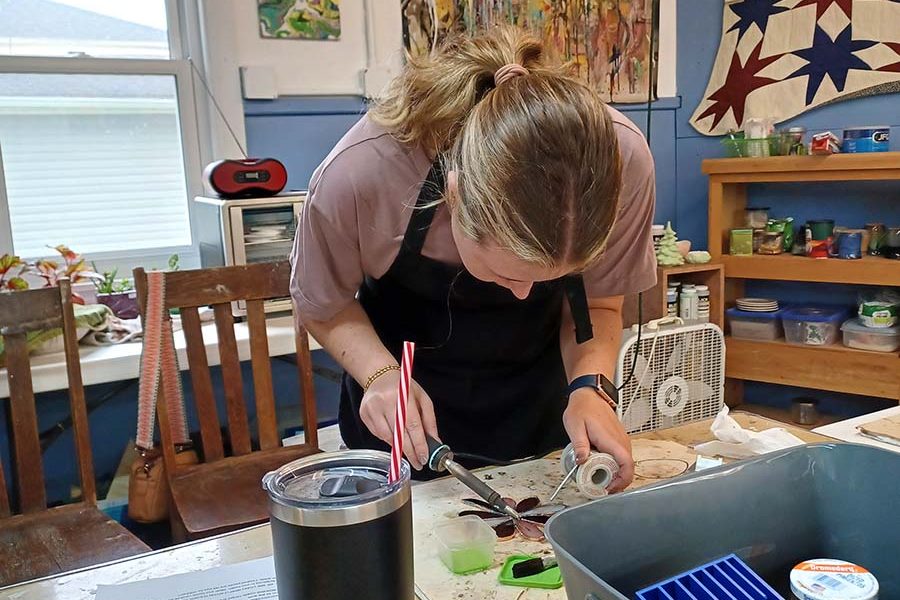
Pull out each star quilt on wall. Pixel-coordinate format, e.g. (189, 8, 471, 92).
(690, 0, 900, 136)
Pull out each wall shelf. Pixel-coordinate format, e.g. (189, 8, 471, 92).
(725, 337, 899, 399)
(705, 152, 900, 403)
(720, 254, 900, 286)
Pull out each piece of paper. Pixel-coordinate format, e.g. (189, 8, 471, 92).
(94, 557, 276, 600)
(693, 406, 805, 459)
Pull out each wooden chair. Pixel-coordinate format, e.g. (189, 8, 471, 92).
(0, 279, 149, 587)
(133, 261, 319, 541)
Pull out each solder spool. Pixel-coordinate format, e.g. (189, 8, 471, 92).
(560, 443, 619, 499)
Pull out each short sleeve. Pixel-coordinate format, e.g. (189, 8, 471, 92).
(581, 125, 657, 298)
(290, 161, 364, 324)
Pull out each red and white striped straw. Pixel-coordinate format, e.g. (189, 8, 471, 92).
(388, 341, 415, 484)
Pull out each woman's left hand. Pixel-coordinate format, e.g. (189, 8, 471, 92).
(562, 388, 634, 492)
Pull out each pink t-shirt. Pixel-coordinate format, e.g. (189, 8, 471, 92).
(291, 107, 657, 323)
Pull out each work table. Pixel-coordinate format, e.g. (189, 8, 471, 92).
(0, 413, 828, 600)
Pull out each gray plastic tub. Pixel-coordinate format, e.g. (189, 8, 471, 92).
(546, 443, 899, 599)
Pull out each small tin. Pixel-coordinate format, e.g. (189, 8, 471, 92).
(842, 126, 889, 153)
(790, 559, 878, 600)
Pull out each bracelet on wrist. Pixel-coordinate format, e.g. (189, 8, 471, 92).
(364, 364, 400, 391)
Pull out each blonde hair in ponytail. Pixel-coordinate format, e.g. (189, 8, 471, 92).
(371, 26, 623, 270)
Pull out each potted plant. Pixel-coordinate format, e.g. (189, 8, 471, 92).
(92, 263, 140, 319)
(0, 246, 102, 357)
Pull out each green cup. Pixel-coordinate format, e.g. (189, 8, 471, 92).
(806, 219, 835, 241)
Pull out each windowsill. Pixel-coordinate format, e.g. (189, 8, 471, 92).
(0, 316, 322, 399)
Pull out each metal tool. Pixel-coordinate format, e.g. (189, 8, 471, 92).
(425, 435, 521, 520)
(549, 463, 578, 503)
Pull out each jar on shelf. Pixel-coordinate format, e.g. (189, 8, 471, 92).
(744, 207, 769, 229)
(866, 222, 885, 256)
(695, 285, 710, 323)
(758, 231, 784, 255)
(679, 288, 698, 322)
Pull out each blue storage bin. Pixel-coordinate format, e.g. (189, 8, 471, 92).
(781, 306, 851, 346)
(726, 308, 784, 341)
(636, 554, 783, 600)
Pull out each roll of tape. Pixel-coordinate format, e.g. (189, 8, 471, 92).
(560, 444, 620, 499)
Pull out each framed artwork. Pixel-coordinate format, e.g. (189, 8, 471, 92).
(258, 0, 341, 40)
(401, 0, 659, 103)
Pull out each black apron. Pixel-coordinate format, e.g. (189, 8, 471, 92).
(339, 162, 594, 473)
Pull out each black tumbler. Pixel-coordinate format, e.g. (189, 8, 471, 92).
(263, 450, 414, 600)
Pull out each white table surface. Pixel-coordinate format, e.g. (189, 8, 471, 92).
(813, 405, 900, 453)
(0, 316, 321, 399)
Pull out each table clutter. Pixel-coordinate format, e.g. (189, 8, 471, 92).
(729, 203, 899, 261)
(721, 120, 889, 158)
(727, 291, 899, 352)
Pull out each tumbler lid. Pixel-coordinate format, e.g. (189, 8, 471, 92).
(262, 450, 410, 527)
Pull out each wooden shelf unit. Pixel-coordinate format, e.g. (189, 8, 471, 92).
(704, 152, 900, 403)
(622, 263, 724, 329)
(726, 337, 899, 399)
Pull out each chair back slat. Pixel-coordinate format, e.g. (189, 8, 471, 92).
(294, 319, 318, 450)
(0, 458, 10, 517)
(246, 299, 278, 450)
(0, 287, 61, 335)
(59, 280, 96, 504)
(212, 303, 251, 456)
(4, 332, 45, 513)
(133, 262, 319, 471)
(159, 263, 291, 308)
(179, 306, 224, 462)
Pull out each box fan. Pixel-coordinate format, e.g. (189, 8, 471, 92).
(615, 317, 725, 434)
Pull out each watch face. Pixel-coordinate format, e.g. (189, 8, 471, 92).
(599, 374, 619, 404)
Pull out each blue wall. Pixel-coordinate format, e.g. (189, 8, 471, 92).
(243, 96, 682, 224)
(675, 1, 900, 415)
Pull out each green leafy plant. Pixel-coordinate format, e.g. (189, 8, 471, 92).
(168, 253, 180, 271)
(0, 246, 99, 295)
(91, 263, 133, 294)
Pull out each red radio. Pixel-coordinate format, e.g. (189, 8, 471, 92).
(203, 158, 288, 199)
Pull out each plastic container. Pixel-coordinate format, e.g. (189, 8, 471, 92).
(842, 126, 889, 153)
(727, 307, 783, 341)
(790, 559, 879, 600)
(782, 306, 849, 346)
(759, 231, 785, 254)
(679, 288, 698, 321)
(721, 137, 781, 158)
(807, 220, 835, 241)
(636, 554, 782, 600)
(731, 228, 754, 255)
(434, 515, 496, 575)
(546, 443, 900, 600)
(696, 285, 710, 323)
(841, 319, 900, 352)
(745, 207, 770, 229)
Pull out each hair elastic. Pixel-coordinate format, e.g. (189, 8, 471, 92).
(494, 63, 528, 86)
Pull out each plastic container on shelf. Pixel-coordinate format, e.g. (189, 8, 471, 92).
(433, 515, 496, 575)
(841, 318, 900, 352)
(782, 306, 850, 346)
(727, 307, 783, 340)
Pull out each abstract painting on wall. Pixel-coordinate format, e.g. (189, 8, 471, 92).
(401, 0, 658, 103)
(258, 0, 341, 40)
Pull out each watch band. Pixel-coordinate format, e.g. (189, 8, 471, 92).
(566, 374, 618, 410)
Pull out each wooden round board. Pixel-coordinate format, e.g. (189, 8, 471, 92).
(629, 439, 697, 489)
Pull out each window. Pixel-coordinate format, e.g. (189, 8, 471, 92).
(0, 0, 201, 271)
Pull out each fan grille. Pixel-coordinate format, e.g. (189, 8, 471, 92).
(615, 323, 725, 434)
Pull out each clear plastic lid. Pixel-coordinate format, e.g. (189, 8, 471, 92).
(263, 450, 408, 510)
(790, 559, 878, 600)
(841, 318, 900, 336)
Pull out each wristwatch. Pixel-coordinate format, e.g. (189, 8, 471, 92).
(566, 374, 618, 411)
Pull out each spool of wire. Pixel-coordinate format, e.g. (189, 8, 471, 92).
(560, 443, 619, 499)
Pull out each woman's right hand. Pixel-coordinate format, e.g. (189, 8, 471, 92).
(360, 372, 439, 471)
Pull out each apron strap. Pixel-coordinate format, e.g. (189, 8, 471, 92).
(564, 275, 594, 344)
(401, 160, 445, 256)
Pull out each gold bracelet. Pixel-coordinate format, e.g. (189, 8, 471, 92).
(364, 364, 400, 391)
